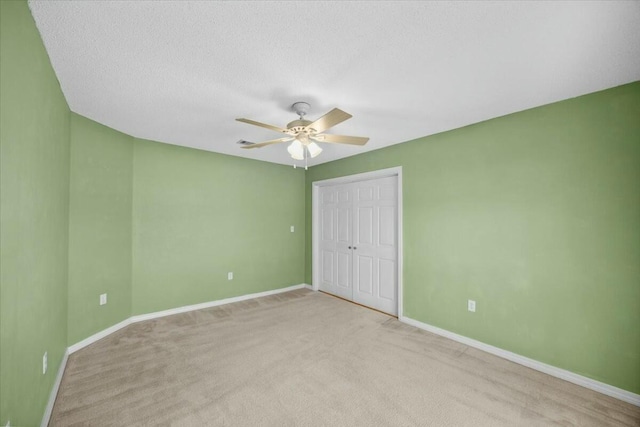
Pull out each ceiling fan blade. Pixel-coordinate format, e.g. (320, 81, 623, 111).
(240, 137, 293, 149)
(314, 134, 369, 146)
(306, 108, 352, 133)
(236, 118, 289, 134)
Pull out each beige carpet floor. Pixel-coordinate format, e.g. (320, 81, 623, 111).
(50, 289, 640, 426)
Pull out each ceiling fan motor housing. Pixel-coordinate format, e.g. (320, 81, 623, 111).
(287, 119, 313, 133)
(287, 119, 314, 145)
(288, 102, 315, 142)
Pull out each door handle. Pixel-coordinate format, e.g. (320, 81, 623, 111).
(348, 246, 352, 249)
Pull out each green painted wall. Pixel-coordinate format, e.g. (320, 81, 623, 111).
(132, 139, 306, 315)
(1, 1, 638, 423)
(0, 1, 70, 425)
(305, 82, 640, 394)
(68, 114, 133, 345)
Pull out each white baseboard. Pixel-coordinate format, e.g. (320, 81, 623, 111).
(40, 349, 68, 427)
(68, 318, 132, 354)
(399, 315, 640, 407)
(69, 283, 309, 354)
(303, 283, 313, 290)
(130, 283, 308, 323)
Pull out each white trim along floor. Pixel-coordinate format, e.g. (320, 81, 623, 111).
(43, 285, 639, 426)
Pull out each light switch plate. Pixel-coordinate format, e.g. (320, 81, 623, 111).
(468, 300, 476, 312)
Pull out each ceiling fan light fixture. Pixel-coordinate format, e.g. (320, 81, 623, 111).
(307, 141, 323, 158)
(296, 132, 310, 144)
(287, 139, 304, 160)
(237, 103, 368, 161)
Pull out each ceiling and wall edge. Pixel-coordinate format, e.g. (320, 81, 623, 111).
(27, 0, 640, 167)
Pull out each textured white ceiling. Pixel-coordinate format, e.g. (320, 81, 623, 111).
(29, 1, 640, 166)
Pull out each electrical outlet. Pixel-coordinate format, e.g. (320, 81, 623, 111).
(6, 419, 11, 427)
(468, 300, 476, 313)
(100, 293, 107, 305)
(290, 225, 295, 233)
(228, 272, 233, 280)
(43, 351, 47, 375)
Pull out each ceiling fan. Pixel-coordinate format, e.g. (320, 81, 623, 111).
(236, 102, 369, 162)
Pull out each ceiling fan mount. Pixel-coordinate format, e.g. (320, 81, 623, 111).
(235, 103, 369, 162)
(291, 101, 311, 119)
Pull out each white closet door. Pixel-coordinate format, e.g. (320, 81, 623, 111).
(334, 185, 353, 300)
(318, 175, 398, 316)
(319, 186, 338, 296)
(319, 184, 353, 300)
(352, 176, 398, 315)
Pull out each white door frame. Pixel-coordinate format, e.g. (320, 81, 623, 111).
(311, 166, 403, 317)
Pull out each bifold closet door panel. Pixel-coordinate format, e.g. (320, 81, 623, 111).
(334, 185, 353, 300)
(319, 186, 338, 296)
(319, 184, 353, 300)
(352, 176, 398, 315)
